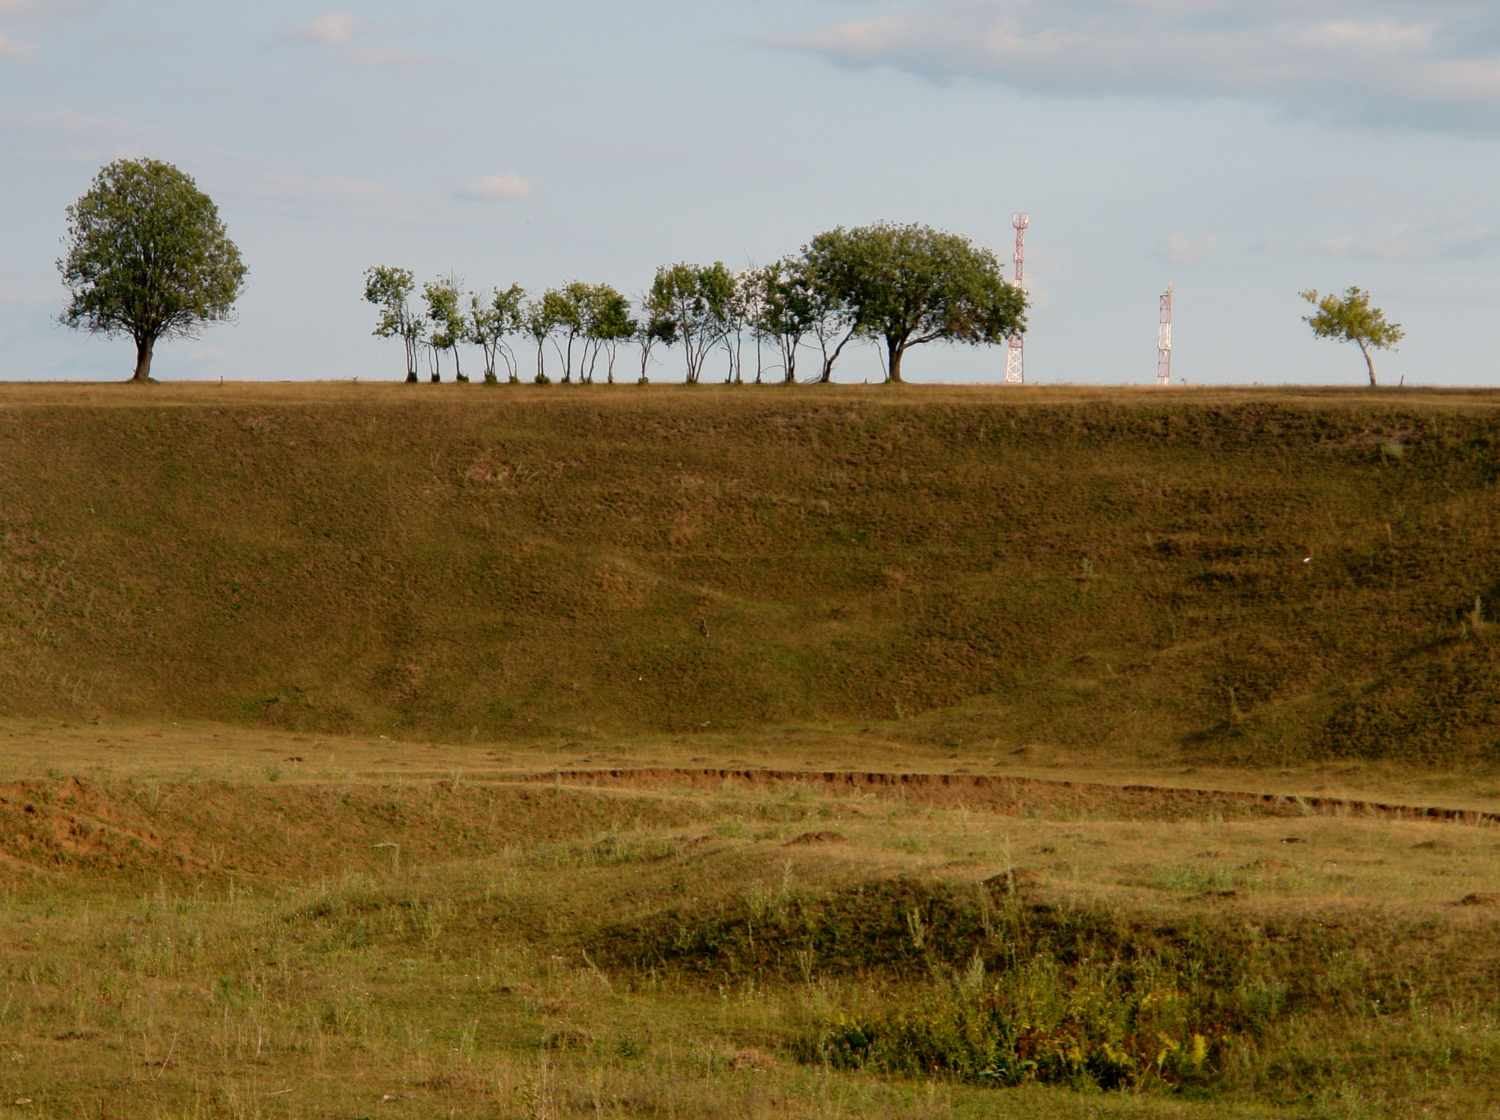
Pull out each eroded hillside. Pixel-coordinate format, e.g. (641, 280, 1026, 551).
(1, 382, 1497, 767)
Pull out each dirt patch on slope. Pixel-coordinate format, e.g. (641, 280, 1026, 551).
(517, 767, 1500, 826)
(0, 777, 696, 884)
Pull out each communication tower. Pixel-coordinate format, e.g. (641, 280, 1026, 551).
(1156, 282, 1173, 386)
(1006, 213, 1029, 384)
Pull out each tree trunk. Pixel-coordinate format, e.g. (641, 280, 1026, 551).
(1359, 339, 1377, 386)
(132, 336, 155, 382)
(887, 339, 904, 384)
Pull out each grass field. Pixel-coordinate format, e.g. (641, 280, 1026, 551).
(2, 723, 1499, 1118)
(4, 382, 1500, 1116)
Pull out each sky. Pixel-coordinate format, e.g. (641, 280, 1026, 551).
(2, 0, 1498, 386)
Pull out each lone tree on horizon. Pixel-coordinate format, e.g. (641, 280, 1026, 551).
(1300, 286, 1404, 387)
(58, 158, 246, 382)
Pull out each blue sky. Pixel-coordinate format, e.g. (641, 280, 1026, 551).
(2, 0, 1498, 385)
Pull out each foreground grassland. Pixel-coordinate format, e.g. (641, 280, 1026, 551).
(3, 381, 1500, 771)
(5, 384, 1500, 1116)
(0, 731, 1498, 1118)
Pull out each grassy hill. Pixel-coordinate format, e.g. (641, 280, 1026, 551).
(3, 381, 1499, 768)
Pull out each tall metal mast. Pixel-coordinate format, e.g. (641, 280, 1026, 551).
(1156, 282, 1173, 386)
(1006, 213, 1029, 384)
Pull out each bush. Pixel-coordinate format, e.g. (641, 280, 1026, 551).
(797, 956, 1217, 1091)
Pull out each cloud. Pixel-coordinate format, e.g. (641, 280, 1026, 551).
(1309, 223, 1500, 261)
(5, 107, 165, 138)
(453, 173, 533, 201)
(1162, 233, 1218, 264)
(279, 13, 359, 45)
(771, 1, 1500, 134)
(0, 32, 38, 57)
(344, 48, 439, 73)
(246, 171, 420, 209)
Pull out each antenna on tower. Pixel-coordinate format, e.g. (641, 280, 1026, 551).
(1006, 213, 1029, 384)
(1156, 282, 1173, 386)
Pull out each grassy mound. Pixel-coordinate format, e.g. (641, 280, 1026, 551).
(3, 382, 1500, 767)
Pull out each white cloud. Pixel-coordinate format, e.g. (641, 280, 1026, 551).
(453, 173, 533, 201)
(279, 13, 358, 45)
(1162, 233, 1217, 264)
(349, 48, 441, 73)
(246, 171, 419, 208)
(344, 48, 438, 72)
(5, 107, 164, 138)
(190, 346, 228, 361)
(771, 1, 1500, 134)
(0, 32, 37, 58)
(1310, 223, 1500, 261)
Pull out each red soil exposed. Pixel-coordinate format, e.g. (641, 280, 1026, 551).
(0, 777, 695, 883)
(519, 767, 1500, 826)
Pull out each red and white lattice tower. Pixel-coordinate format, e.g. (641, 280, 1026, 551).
(1156, 282, 1174, 386)
(1005, 213, 1029, 384)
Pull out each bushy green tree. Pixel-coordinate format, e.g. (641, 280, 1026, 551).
(803, 222, 1024, 383)
(578, 284, 635, 383)
(364, 266, 425, 382)
(1300, 286, 1404, 387)
(58, 158, 246, 382)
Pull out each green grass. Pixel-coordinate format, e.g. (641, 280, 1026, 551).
(5, 381, 1500, 771)
(2, 768, 1498, 1117)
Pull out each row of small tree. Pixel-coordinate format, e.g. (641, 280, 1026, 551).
(364, 223, 1028, 386)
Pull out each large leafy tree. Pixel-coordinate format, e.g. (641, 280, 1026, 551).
(364, 266, 425, 382)
(804, 222, 1025, 383)
(58, 158, 246, 382)
(1300, 286, 1404, 387)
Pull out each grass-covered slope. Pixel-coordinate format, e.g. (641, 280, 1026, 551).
(2, 382, 1498, 766)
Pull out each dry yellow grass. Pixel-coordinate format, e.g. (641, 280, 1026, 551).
(1, 724, 1498, 1117)
(4, 382, 1500, 1116)
(4, 379, 1500, 774)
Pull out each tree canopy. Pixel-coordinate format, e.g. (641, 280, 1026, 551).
(364, 222, 1028, 386)
(804, 222, 1025, 383)
(58, 158, 247, 382)
(1300, 287, 1405, 387)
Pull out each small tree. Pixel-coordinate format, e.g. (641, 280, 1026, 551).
(578, 284, 635, 383)
(365, 266, 425, 382)
(543, 285, 589, 382)
(423, 276, 468, 382)
(645, 262, 734, 384)
(804, 222, 1024, 383)
(634, 304, 677, 384)
(523, 297, 561, 383)
(469, 284, 525, 384)
(58, 158, 246, 382)
(750, 258, 820, 384)
(1300, 286, 1404, 387)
